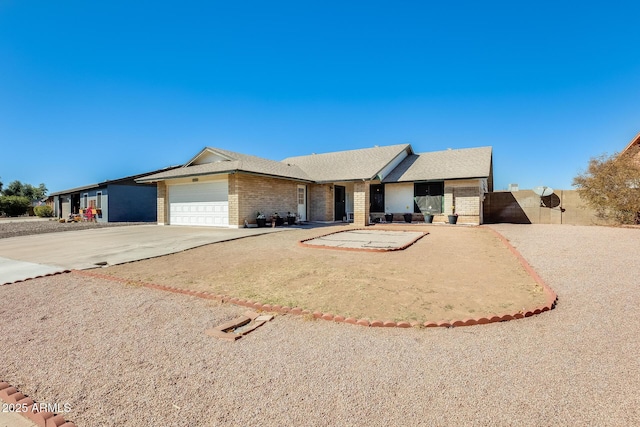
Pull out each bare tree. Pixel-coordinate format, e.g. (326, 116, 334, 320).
(573, 146, 640, 224)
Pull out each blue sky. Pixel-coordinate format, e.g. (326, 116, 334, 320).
(1, 1, 639, 193)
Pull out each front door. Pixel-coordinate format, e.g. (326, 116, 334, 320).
(71, 194, 80, 214)
(334, 185, 346, 221)
(370, 184, 385, 212)
(297, 185, 307, 221)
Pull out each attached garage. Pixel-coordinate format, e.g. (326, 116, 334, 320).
(168, 179, 228, 226)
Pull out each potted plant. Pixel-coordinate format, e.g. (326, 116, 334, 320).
(384, 212, 393, 223)
(448, 207, 458, 225)
(286, 211, 296, 225)
(256, 212, 267, 228)
(272, 212, 284, 227)
(403, 213, 413, 223)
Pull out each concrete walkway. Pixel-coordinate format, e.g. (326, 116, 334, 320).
(0, 257, 67, 285)
(0, 225, 285, 284)
(301, 229, 425, 250)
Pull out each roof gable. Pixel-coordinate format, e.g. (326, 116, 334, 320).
(188, 148, 234, 166)
(383, 146, 493, 183)
(138, 147, 313, 182)
(282, 144, 412, 182)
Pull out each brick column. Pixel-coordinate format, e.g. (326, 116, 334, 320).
(227, 174, 239, 227)
(353, 181, 370, 227)
(157, 182, 167, 225)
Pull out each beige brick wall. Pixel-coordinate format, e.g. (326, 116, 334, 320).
(308, 184, 332, 221)
(228, 174, 239, 225)
(353, 181, 370, 226)
(231, 174, 301, 227)
(444, 179, 482, 225)
(156, 181, 167, 224)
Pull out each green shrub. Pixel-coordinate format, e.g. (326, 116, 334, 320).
(0, 196, 31, 216)
(34, 205, 54, 217)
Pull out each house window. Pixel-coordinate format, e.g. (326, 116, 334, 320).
(96, 192, 102, 209)
(414, 182, 444, 214)
(82, 193, 88, 209)
(370, 184, 385, 212)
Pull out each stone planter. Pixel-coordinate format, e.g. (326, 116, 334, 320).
(424, 214, 434, 223)
(403, 213, 413, 223)
(384, 214, 393, 223)
(448, 215, 458, 225)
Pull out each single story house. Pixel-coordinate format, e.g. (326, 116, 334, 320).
(137, 144, 493, 227)
(50, 168, 176, 222)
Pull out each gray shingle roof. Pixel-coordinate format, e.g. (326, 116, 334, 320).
(137, 144, 492, 185)
(138, 148, 313, 182)
(50, 167, 179, 195)
(282, 144, 411, 182)
(382, 146, 493, 183)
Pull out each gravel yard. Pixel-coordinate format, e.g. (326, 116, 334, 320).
(1, 224, 639, 426)
(0, 219, 147, 239)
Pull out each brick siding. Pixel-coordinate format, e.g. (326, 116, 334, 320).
(308, 184, 332, 221)
(231, 174, 301, 227)
(156, 182, 167, 224)
(353, 181, 370, 226)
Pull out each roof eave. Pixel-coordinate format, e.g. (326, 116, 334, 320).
(136, 170, 237, 183)
(137, 169, 314, 184)
(621, 131, 640, 155)
(384, 175, 491, 184)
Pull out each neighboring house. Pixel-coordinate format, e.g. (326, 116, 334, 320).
(50, 168, 176, 223)
(138, 144, 493, 227)
(621, 131, 640, 163)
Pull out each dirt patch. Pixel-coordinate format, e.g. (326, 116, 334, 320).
(101, 225, 546, 322)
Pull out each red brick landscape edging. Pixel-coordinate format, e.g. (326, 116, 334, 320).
(74, 224, 557, 329)
(0, 380, 76, 427)
(298, 228, 428, 252)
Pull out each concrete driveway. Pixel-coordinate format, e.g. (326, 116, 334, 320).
(0, 225, 283, 284)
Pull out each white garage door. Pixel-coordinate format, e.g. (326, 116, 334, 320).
(169, 180, 228, 226)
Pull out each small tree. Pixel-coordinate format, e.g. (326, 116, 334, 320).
(1, 180, 48, 199)
(573, 146, 640, 224)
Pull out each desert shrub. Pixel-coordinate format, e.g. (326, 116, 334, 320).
(0, 196, 31, 217)
(573, 146, 640, 224)
(34, 205, 54, 217)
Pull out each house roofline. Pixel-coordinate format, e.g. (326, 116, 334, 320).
(384, 175, 491, 184)
(621, 131, 640, 155)
(137, 170, 315, 184)
(50, 167, 179, 196)
(373, 144, 413, 181)
(184, 147, 234, 167)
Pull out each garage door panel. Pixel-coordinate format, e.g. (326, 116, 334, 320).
(168, 181, 228, 227)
